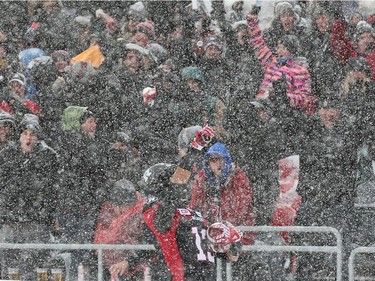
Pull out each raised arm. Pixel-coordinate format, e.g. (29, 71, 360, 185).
(246, 13, 277, 69)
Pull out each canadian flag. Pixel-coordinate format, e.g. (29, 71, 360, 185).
(272, 155, 301, 243)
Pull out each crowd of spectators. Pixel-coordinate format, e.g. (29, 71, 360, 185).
(1, 0, 375, 280)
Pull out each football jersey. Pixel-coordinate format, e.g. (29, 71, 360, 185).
(143, 199, 215, 281)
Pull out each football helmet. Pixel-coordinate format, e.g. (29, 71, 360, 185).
(140, 163, 177, 196)
(207, 221, 243, 253)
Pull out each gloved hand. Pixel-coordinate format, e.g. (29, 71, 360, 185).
(207, 221, 243, 253)
(191, 125, 215, 151)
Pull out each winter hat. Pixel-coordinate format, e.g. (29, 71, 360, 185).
(274, 1, 296, 18)
(355, 20, 375, 41)
(19, 113, 42, 135)
(317, 97, 341, 109)
(62, 106, 90, 131)
(51, 50, 71, 62)
(249, 100, 265, 109)
(109, 179, 138, 205)
(357, 21, 374, 34)
(178, 125, 203, 150)
(231, 20, 247, 32)
(128, 1, 147, 20)
(114, 131, 133, 145)
(204, 37, 223, 52)
(75, 15, 92, 27)
(24, 22, 42, 45)
(181, 66, 205, 83)
(136, 20, 155, 39)
(312, 5, 331, 21)
(68, 61, 97, 83)
(0, 110, 15, 126)
(18, 48, 46, 67)
(8, 73, 26, 86)
(125, 43, 149, 56)
(278, 35, 300, 55)
(346, 57, 372, 76)
(146, 43, 168, 66)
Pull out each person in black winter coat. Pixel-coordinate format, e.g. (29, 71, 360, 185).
(28, 56, 59, 141)
(57, 106, 107, 281)
(263, 2, 307, 54)
(247, 76, 308, 227)
(294, 99, 359, 281)
(304, 4, 342, 100)
(198, 37, 232, 104)
(0, 110, 15, 151)
(29, 0, 82, 54)
(105, 130, 143, 184)
(99, 43, 149, 139)
(225, 20, 263, 178)
(0, 114, 59, 280)
(171, 66, 226, 142)
(340, 57, 375, 144)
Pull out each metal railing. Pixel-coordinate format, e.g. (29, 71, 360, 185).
(0, 243, 155, 281)
(235, 226, 343, 281)
(0, 226, 342, 281)
(348, 246, 375, 281)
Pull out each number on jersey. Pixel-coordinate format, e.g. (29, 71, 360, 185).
(192, 227, 215, 263)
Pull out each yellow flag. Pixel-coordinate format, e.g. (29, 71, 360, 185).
(71, 44, 105, 68)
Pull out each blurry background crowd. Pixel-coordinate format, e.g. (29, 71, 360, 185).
(1, 0, 375, 280)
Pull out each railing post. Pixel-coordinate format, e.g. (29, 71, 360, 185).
(348, 248, 356, 281)
(336, 231, 343, 281)
(226, 262, 232, 281)
(216, 257, 223, 281)
(97, 249, 103, 281)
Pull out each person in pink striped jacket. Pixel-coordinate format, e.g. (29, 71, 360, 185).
(247, 11, 315, 115)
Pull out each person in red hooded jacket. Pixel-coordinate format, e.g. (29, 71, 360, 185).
(94, 179, 146, 281)
(189, 142, 255, 281)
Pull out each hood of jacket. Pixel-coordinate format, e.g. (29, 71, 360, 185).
(203, 142, 232, 187)
(62, 106, 88, 131)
